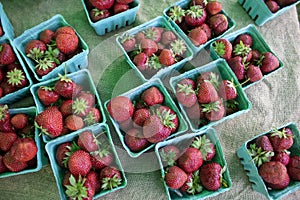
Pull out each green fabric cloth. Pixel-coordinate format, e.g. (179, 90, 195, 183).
(1, 0, 300, 199)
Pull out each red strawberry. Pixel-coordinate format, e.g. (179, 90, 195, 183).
(255, 135, 274, 152)
(0, 26, 3, 37)
(227, 56, 245, 81)
(6, 68, 27, 88)
(10, 113, 28, 130)
(141, 86, 164, 106)
(0, 155, 8, 173)
(203, 100, 225, 121)
(39, 29, 55, 45)
(107, 96, 134, 122)
(176, 82, 197, 108)
(25, 40, 46, 60)
(0, 118, 15, 133)
(3, 151, 28, 172)
(206, 1, 222, 15)
(260, 52, 279, 74)
(0, 43, 16, 65)
(269, 127, 294, 152)
(218, 80, 237, 100)
(68, 150, 92, 176)
(185, 5, 207, 27)
(159, 49, 175, 66)
(116, 0, 133, 4)
(246, 64, 263, 83)
(156, 106, 179, 133)
(170, 39, 187, 57)
(165, 166, 188, 190)
(133, 108, 150, 127)
(35, 59, 56, 77)
(272, 151, 290, 166)
(10, 138, 38, 162)
(199, 23, 212, 40)
(60, 100, 73, 117)
(178, 147, 203, 173)
(91, 149, 113, 170)
(212, 39, 232, 60)
(64, 115, 84, 131)
(89, 0, 115, 10)
(76, 91, 95, 107)
(199, 162, 225, 191)
(55, 142, 72, 168)
(86, 170, 101, 193)
(0, 132, 17, 151)
(233, 34, 253, 47)
(144, 27, 164, 43)
(140, 38, 158, 56)
(185, 101, 205, 120)
(197, 81, 219, 104)
(143, 115, 172, 143)
(161, 31, 177, 45)
(191, 135, 216, 161)
(121, 35, 136, 52)
(37, 86, 59, 106)
(99, 166, 122, 190)
(133, 52, 148, 71)
(135, 32, 145, 43)
(55, 26, 76, 36)
(196, 72, 219, 88)
(77, 131, 98, 153)
(56, 32, 79, 55)
(188, 27, 208, 46)
(287, 156, 300, 181)
(208, 13, 228, 36)
(54, 74, 78, 99)
(251, 49, 261, 62)
(35, 106, 63, 138)
(113, 2, 129, 14)
(167, 6, 186, 24)
(118, 117, 133, 131)
(89, 8, 110, 22)
(83, 107, 102, 126)
(233, 41, 252, 63)
(124, 128, 149, 152)
(159, 145, 180, 167)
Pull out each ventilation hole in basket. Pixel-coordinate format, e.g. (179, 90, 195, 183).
(116, 25, 119, 29)
(78, 65, 81, 69)
(245, 169, 250, 173)
(250, 181, 256, 186)
(240, 0, 245, 5)
(126, 20, 129, 26)
(105, 28, 108, 33)
(253, 15, 258, 21)
(247, 7, 252, 13)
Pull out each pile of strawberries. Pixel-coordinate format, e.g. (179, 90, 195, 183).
(212, 33, 280, 86)
(0, 105, 38, 173)
(107, 86, 179, 152)
(86, 0, 135, 22)
(55, 130, 123, 199)
(264, 0, 298, 13)
(0, 24, 3, 37)
(160, 134, 228, 195)
(175, 71, 239, 129)
(120, 25, 188, 79)
(167, 0, 229, 47)
(248, 126, 300, 190)
(34, 73, 102, 139)
(25, 26, 80, 77)
(0, 42, 29, 98)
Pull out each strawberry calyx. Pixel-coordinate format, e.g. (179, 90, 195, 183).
(35, 58, 55, 70)
(177, 83, 195, 95)
(186, 170, 203, 195)
(40, 85, 55, 91)
(212, 41, 226, 57)
(58, 72, 72, 83)
(6, 68, 25, 87)
(225, 99, 239, 109)
(248, 143, 274, 167)
(121, 33, 135, 44)
(34, 121, 51, 137)
(202, 101, 221, 113)
(186, 5, 205, 19)
(147, 54, 162, 70)
(253, 54, 265, 67)
(233, 41, 251, 61)
(64, 142, 81, 168)
(220, 165, 228, 188)
(156, 108, 176, 129)
(83, 111, 97, 126)
(72, 98, 89, 116)
(91, 147, 110, 158)
(170, 39, 187, 56)
(65, 175, 88, 199)
(91, 8, 105, 17)
(27, 47, 45, 61)
(168, 6, 185, 23)
(144, 28, 160, 41)
(191, 135, 214, 161)
(45, 45, 61, 65)
(160, 148, 177, 166)
(270, 128, 294, 139)
(101, 174, 122, 190)
(0, 104, 9, 121)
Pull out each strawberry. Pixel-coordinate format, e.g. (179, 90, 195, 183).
(39, 29, 55, 45)
(140, 38, 158, 56)
(141, 86, 164, 106)
(116, 0, 133, 4)
(287, 156, 300, 181)
(0, 118, 15, 133)
(255, 135, 274, 152)
(83, 108, 102, 126)
(191, 135, 216, 161)
(199, 162, 226, 191)
(10, 138, 38, 162)
(133, 52, 148, 71)
(89, 8, 110, 22)
(196, 71, 219, 88)
(124, 128, 149, 152)
(37, 86, 59, 106)
(185, 5, 207, 27)
(135, 32, 145, 43)
(185, 101, 205, 120)
(156, 106, 178, 133)
(233, 33, 253, 47)
(91, 148, 113, 170)
(113, 2, 129, 14)
(144, 27, 163, 43)
(55, 142, 72, 168)
(170, 39, 187, 57)
(233, 41, 252, 63)
(176, 82, 197, 107)
(0, 26, 3, 37)
(272, 151, 290, 166)
(68, 150, 92, 176)
(77, 91, 95, 107)
(251, 49, 261, 62)
(56, 32, 79, 55)
(77, 131, 98, 153)
(161, 31, 177, 45)
(146, 54, 162, 75)
(199, 23, 212, 40)
(10, 113, 28, 130)
(269, 127, 294, 152)
(107, 96, 134, 122)
(0, 155, 8, 173)
(159, 145, 180, 167)
(54, 74, 78, 99)
(0, 43, 16, 65)
(227, 56, 245, 81)
(218, 80, 237, 100)
(99, 166, 122, 190)
(64, 115, 84, 131)
(246, 64, 263, 83)
(55, 26, 76, 36)
(65, 174, 94, 200)
(178, 147, 203, 173)
(3, 151, 28, 172)
(159, 49, 175, 66)
(25, 40, 46, 60)
(197, 81, 219, 104)
(35, 58, 56, 77)
(188, 27, 208, 46)
(72, 98, 91, 117)
(6, 68, 27, 88)
(276, 0, 297, 7)
(0, 132, 17, 151)
(133, 108, 150, 127)
(121, 35, 136, 52)
(89, 0, 115, 10)
(208, 13, 228, 36)
(86, 170, 101, 193)
(202, 100, 225, 121)
(248, 143, 274, 167)
(180, 170, 202, 195)
(212, 39, 232, 60)
(260, 52, 279, 74)
(167, 6, 186, 24)
(35, 106, 63, 138)
(206, 1, 222, 15)
(118, 118, 133, 132)
(259, 161, 290, 190)
(59, 100, 73, 117)
(165, 166, 188, 190)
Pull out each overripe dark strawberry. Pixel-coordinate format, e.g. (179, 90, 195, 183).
(178, 147, 203, 173)
(56, 32, 79, 55)
(251, 49, 261, 62)
(3, 151, 28, 172)
(141, 86, 164, 106)
(176, 82, 197, 107)
(10, 138, 37, 162)
(167, 6, 186, 24)
(272, 151, 290, 166)
(246, 64, 263, 83)
(55, 142, 72, 168)
(60, 100, 73, 117)
(39, 29, 55, 45)
(113, 2, 129, 14)
(84, 107, 102, 126)
(199, 162, 225, 191)
(160, 145, 180, 167)
(208, 13, 228, 36)
(121, 35, 136, 52)
(35, 106, 63, 138)
(107, 96, 134, 122)
(185, 5, 207, 27)
(156, 106, 179, 133)
(197, 81, 219, 104)
(0, 155, 8, 173)
(124, 128, 149, 152)
(233, 33, 253, 47)
(269, 127, 294, 152)
(287, 156, 300, 181)
(89, 8, 110, 22)
(37, 86, 59, 106)
(64, 114, 84, 131)
(212, 39, 232, 60)
(206, 1, 222, 15)
(191, 135, 216, 161)
(0, 132, 17, 151)
(218, 80, 237, 100)
(91, 149, 113, 170)
(54, 74, 78, 99)
(140, 38, 158, 56)
(188, 27, 208, 46)
(77, 131, 98, 153)
(68, 150, 92, 176)
(0, 118, 14, 133)
(203, 100, 225, 121)
(10, 113, 28, 130)
(99, 166, 122, 190)
(89, 0, 115, 10)
(165, 166, 188, 190)
(260, 52, 279, 74)
(133, 52, 148, 71)
(25, 40, 46, 60)
(159, 49, 175, 66)
(0, 43, 16, 65)
(255, 135, 274, 152)
(259, 161, 290, 189)
(227, 56, 245, 81)
(132, 108, 150, 127)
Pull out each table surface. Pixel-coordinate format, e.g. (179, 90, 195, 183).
(1, 0, 300, 200)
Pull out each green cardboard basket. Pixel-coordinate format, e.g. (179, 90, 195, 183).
(0, 3, 14, 41)
(237, 122, 300, 200)
(45, 123, 127, 200)
(155, 128, 232, 200)
(169, 59, 252, 132)
(105, 78, 188, 158)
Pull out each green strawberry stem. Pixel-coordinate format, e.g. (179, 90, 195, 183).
(187, 170, 203, 195)
(160, 149, 177, 166)
(270, 127, 294, 139)
(6, 68, 25, 87)
(168, 6, 185, 23)
(177, 83, 195, 95)
(65, 175, 88, 199)
(248, 143, 274, 167)
(156, 109, 176, 129)
(191, 135, 213, 160)
(101, 174, 122, 190)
